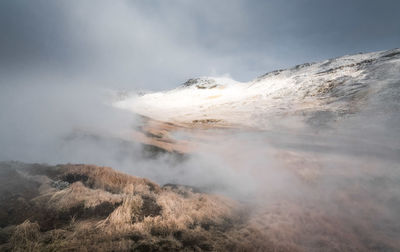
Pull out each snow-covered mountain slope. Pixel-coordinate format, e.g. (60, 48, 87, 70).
(114, 49, 400, 131)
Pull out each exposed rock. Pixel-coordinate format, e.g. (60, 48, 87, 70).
(50, 180, 70, 190)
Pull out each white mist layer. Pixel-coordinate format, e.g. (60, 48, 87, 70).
(109, 48, 400, 204)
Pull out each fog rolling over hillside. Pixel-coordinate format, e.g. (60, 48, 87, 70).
(113, 48, 400, 191)
(1, 49, 400, 251)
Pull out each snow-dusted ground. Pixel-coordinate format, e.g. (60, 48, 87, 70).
(114, 48, 400, 131)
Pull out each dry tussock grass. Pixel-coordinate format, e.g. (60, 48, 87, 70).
(9, 220, 40, 252)
(47, 181, 123, 209)
(56, 164, 160, 194)
(0, 162, 274, 251)
(1, 162, 399, 251)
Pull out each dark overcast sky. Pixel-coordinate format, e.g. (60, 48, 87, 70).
(1, 0, 400, 90)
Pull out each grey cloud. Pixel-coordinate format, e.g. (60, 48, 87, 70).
(0, 0, 399, 187)
(1, 0, 399, 90)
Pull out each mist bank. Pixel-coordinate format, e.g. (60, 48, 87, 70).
(0, 49, 399, 196)
(0, 49, 399, 250)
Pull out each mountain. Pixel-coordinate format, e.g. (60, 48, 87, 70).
(1, 49, 399, 251)
(114, 48, 400, 156)
(114, 48, 400, 131)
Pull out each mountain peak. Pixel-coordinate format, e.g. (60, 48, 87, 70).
(114, 48, 400, 130)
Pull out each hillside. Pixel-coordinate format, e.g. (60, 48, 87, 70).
(0, 162, 266, 251)
(113, 49, 400, 156)
(114, 48, 400, 131)
(1, 49, 400, 251)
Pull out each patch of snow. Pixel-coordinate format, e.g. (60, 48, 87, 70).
(113, 49, 400, 130)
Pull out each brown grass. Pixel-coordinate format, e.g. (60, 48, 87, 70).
(1, 161, 399, 251)
(0, 162, 274, 251)
(9, 220, 40, 252)
(56, 164, 161, 194)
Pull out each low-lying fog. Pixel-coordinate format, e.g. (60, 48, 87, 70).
(1, 68, 400, 249)
(1, 1, 400, 250)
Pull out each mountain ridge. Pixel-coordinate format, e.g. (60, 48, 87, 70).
(114, 48, 400, 132)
